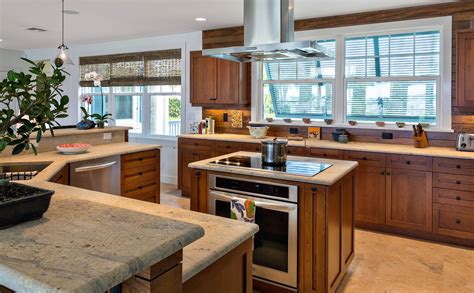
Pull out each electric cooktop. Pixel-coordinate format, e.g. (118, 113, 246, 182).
(208, 155, 332, 177)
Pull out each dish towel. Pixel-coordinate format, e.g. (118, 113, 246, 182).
(231, 197, 256, 223)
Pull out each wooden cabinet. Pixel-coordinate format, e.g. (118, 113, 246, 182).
(178, 138, 211, 197)
(385, 168, 433, 232)
(287, 146, 310, 156)
(434, 204, 474, 240)
(353, 166, 386, 224)
(310, 148, 343, 160)
(456, 30, 474, 107)
(190, 51, 250, 106)
(121, 150, 160, 203)
(212, 141, 242, 157)
(242, 143, 261, 153)
(49, 164, 69, 185)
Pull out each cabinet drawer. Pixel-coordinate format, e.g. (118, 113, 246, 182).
(287, 146, 310, 156)
(344, 151, 385, 167)
(122, 150, 158, 170)
(122, 170, 158, 190)
(123, 183, 158, 201)
(433, 204, 474, 239)
(433, 188, 474, 208)
(433, 158, 474, 175)
(179, 138, 212, 151)
(386, 154, 432, 171)
(433, 173, 474, 192)
(310, 148, 343, 160)
(242, 143, 261, 152)
(215, 141, 242, 152)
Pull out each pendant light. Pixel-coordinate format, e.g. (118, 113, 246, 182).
(55, 0, 73, 65)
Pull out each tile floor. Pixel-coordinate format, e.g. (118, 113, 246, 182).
(160, 184, 474, 293)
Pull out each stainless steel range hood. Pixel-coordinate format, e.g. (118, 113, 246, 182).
(202, 0, 334, 62)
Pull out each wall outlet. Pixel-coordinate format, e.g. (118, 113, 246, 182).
(223, 113, 228, 122)
(290, 128, 299, 134)
(382, 132, 393, 140)
(103, 132, 112, 140)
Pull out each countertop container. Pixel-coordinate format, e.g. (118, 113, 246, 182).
(261, 138, 288, 165)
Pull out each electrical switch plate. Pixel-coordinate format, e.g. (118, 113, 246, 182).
(103, 133, 112, 140)
(223, 113, 228, 122)
(290, 128, 299, 134)
(382, 132, 393, 140)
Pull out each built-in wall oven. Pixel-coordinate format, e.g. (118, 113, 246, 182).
(208, 174, 298, 288)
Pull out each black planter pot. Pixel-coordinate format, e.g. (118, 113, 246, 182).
(0, 183, 54, 229)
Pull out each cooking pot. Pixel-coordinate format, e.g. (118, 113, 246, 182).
(261, 138, 288, 165)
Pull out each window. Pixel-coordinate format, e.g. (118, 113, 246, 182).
(79, 48, 183, 137)
(256, 17, 452, 130)
(345, 31, 440, 123)
(262, 40, 336, 120)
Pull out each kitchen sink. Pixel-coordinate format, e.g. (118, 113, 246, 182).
(0, 163, 51, 180)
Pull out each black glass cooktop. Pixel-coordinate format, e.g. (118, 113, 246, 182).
(208, 155, 332, 177)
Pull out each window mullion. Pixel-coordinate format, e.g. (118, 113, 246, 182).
(335, 35, 345, 125)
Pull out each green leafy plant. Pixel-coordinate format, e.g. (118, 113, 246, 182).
(0, 58, 69, 155)
(91, 112, 113, 127)
(80, 106, 91, 121)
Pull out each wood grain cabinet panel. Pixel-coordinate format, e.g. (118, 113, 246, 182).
(216, 59, 241, 104)
(354, 166, 386, 224)
(190, 51, 217, 104)
(456, 30, 474, 107)
(433, 173, 474, 192)
(344, 151, 385, 167)
(385, 169, 432, 232)
(242, 143, 261, 153)
(310, 148, 344, 160)
(433, 188, 474, 208)
(287, 146, 311, 157)
(386, 154, 432, 171)
(49, 165, 69, 185)
(121, 150, 160, 204)
(433, 157, 474, 175)
(179, 145, 211, 197)
(434, 204, 474, 240)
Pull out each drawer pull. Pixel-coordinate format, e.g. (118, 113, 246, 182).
(456, 181, 461, 185)
(138, 158, 143, 161)
(323, 154, 328, 157)
(456, 165, 461, 169)
(456, 196, 461, 200)
(311, 186, 317, 192)
(362, 157, 368, 160)
(386, 172, 391, 176)
(381, 172, 385, 175)
(138, 186, 143, 190)
(456, 219, 461, 224)
(406, 161, 411, 165)
(139, 172, 143, 176)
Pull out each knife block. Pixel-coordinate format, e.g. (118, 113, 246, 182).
(413, 132, 429, 148)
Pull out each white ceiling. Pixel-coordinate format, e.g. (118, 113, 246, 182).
(0, 0, 457, 51)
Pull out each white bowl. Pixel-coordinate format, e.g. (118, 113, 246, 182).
(247, 126, 269, 139)
(56, 143, 90, 154)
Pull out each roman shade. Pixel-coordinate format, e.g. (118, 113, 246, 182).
(79, 49, 181, 87)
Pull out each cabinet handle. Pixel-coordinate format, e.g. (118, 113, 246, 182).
(456, 165, 461, 169)
(311, 186, 318, 192)
(456, 196, 461, 200)
(455, 219, 461, 224)
(456, 180, 461, 185)
(381, 172, 385, 175)
(406, 161, 411, 165)
(323, 154, 328, 157)
(386, 172, 391, 176)
(194, 143, 198, 146)
(362, 157, 368, 160)
(138, 158, 143, 161)
(138, 186, 143, 190)
(139, 172, 143, 176)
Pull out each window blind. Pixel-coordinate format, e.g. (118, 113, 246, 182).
(79, 49, 181, 87)
(345, 31, 440, 123)
(262, 40, 335, 119)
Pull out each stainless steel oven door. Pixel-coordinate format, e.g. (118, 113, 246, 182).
(208, 190, 298, 288)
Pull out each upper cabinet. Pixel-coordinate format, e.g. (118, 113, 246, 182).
(456, 30, 474, 107)
(190, 51, 251, 106)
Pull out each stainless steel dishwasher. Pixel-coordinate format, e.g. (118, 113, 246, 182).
(70, 156, 121, 195)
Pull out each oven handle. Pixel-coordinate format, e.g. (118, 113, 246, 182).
(210, 191, 296, 212)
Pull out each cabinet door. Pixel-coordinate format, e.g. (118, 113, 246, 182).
(386, 168, 432, 232)
(216, 59, 241, 104)
(190, 51, 217, 104)
(457, 30, 474, 107)
(181, 149, 211, 196)
(354, 166, 386, 224)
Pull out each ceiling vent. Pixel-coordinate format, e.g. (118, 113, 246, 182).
(25, 27, 47, 32)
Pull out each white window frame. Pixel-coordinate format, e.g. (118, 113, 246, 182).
(252, 16, 453, 132)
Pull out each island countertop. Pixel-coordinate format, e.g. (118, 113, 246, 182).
(189, 151, 359, 185)
(0, 142, 259, 292)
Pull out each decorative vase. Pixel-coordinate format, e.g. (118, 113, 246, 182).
(97, 121, 105, 129)
(76, 119, 96, 130)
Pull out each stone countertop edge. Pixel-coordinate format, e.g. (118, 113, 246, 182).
(31, 126, 133, 139)
(178, 134, 474, 160)
(189, 151, 359, 186)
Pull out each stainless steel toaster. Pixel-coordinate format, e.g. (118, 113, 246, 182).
(456, 133, 474, 152)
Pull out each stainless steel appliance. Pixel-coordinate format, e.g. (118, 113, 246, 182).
(70, 156, 120, 195)
(261, 139, 288, 165)
(456, 133, 474, 152)
(209, 155, 332, 177)
(208, 174, 298, 288)
(202, 0, 333, 62)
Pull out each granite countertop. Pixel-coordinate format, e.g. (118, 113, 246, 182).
(0, 142, 259, 291)
(189, 151, 358, 185)
(178, 133, 474, 160)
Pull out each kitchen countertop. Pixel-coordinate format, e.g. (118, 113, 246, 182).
(33, 126, 132, 138)
(0, 143, 259, 291)
(178, 133, 474, 160)
(189, 151, 359, 186)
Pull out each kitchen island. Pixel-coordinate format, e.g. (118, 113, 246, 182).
(188, 151, 358, 293)
(0, 143, 259, 293)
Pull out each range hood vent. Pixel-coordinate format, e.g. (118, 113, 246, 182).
(202, 0, 334, 62)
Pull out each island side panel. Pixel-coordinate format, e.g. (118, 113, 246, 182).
(190, 169, 208, 212)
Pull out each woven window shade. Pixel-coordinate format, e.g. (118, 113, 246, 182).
(79, 49, 181, 87)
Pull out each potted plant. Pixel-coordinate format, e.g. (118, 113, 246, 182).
(76, 96, 96, 129)
(91, 113, 113, 128)
(0, 58, 69, 229)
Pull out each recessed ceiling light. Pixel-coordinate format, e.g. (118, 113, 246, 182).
(64, 10, 79, 15)
(0, 39, 3, 42)
(195, 17, 207, 22)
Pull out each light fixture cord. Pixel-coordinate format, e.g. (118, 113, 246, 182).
(61, 0, 65, 46)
